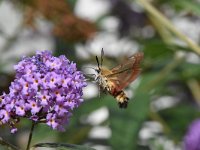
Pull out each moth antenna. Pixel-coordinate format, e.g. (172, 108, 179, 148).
(101, 48, 104, 68)
(96, 56, 100, 70)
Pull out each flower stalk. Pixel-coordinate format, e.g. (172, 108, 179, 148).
(26, 121, 36, 150)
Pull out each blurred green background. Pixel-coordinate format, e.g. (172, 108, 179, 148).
(0, 0, 200, 150)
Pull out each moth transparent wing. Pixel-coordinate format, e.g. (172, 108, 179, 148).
(106, 52, 143, 91)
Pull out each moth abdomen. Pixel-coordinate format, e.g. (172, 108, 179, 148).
(114, 90, 129, 108)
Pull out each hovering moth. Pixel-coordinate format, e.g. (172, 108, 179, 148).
(94, 49, 143, 108)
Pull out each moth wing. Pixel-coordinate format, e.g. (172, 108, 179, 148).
(106, 52, 143, 91)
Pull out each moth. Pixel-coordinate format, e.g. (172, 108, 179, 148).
(94, 49, 144, 108)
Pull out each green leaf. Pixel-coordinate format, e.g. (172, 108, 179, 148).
(0, 137, 19, 150)
(31, 143, 95, 150)
(180, 62, 200, 80)
(142, 39, 174, 59)
(172, 0, 200, 15)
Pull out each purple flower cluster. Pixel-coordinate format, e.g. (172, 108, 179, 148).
(0, 51, 87, 133)
(184, 119, 200, 150)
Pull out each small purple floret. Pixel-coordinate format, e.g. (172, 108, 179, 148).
(11, 127, 17, 134)
(0, 50, 87, 132)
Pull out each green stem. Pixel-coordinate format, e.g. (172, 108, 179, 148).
(187, 79, 200, 105)
(136, 0, 200, 55)
(148, 13, 172, 44)
(26, 121, 36, 150)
